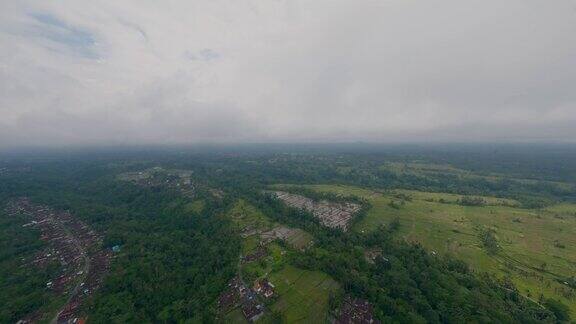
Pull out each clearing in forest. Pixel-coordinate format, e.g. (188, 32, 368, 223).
(222, 200, 337, 323)
(269, 265, 340, 323)
(229, 200, 313, 251)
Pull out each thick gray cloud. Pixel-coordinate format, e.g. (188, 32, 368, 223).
(1, 0, 575, 148)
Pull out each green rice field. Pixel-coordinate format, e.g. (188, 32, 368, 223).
(289, 184, 576, 315)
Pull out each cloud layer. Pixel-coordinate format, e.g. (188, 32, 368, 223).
(1, 0, 576, 147)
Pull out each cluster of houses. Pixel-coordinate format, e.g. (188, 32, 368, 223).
(5, 198, 111, 324)
(57, 249, 111, 324)
(253, 279, 275, 299)
(336, 297, 380, 324)
(272, 191, 361, 231)
(218, 273, 377, 323)
(119, 168, 196, 198)
(218, 276, 276, 322)
(219, 226, 278, 322)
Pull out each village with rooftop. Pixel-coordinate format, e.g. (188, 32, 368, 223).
(6, 198, 114, 324)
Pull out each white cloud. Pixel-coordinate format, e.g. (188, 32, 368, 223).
(1, 0, 576, 147)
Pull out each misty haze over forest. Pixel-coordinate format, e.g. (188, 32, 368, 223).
(3, 2, 576, 323)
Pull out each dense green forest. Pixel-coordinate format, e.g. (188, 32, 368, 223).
(1, 144, 575, 323)
(0, 163, 239, 322)
(0, 210, 61, 323)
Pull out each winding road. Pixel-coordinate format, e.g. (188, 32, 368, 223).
(49, 215, 91, 324)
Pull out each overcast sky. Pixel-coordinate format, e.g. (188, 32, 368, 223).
(1, 0, 576, 148)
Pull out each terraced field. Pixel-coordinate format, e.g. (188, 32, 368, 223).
(282, 229, 313, 250)
(288, 184, 576, 315)
(229, 200, 313, 252)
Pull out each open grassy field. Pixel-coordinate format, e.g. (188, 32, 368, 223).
(289, 184, 576, 315)
(222, 308, 249, 324)
(229, 199, 275, 234)
(380, 161, 575, 191)
(269, 265, 340, 323)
